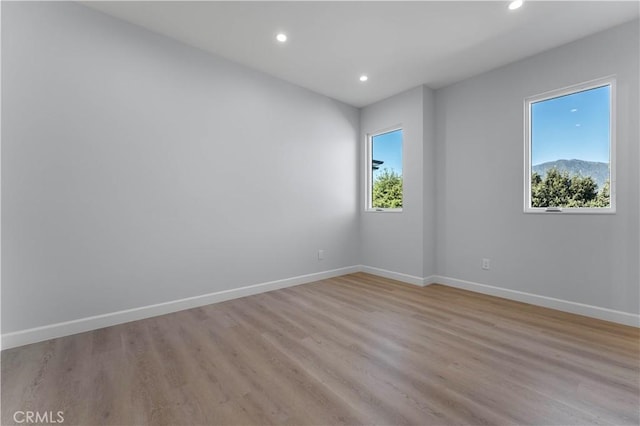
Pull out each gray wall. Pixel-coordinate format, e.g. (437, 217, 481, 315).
(359, 87, 427, 279)
(435, 20, 639, 314)
(1, 2, 360, 333)
(422, 86, 437, 278)
(2, 2, 637, 336)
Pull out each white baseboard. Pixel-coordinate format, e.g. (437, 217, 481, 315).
(423, 275, 439, 286)
(4, 267, 637, 350)
(359, 265, 429, 287)
(1, 266, 360, 350)
(433, 275, 640, 327)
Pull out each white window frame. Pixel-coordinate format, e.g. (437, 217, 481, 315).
(365, 126, 404, 213)
(524, 76, 616, 214)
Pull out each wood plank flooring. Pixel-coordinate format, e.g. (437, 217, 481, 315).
(2, 273, 639, 425)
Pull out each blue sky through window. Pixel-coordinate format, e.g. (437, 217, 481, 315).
(531, 85, 610, 166)
(372, 129, 402, 181)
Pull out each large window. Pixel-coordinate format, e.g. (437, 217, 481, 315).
(366, 128, 403, 211)
(525, 77, 615, 213)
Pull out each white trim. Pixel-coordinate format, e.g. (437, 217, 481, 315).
(433, 275, 639, 327)
(1, 266, 359, 350)
(524, 207, 616, 215)
(4, 267, 637, 350)
(360, 265, 428, 287)
(364, 208, 403, 213)
(524, 76, 616, 214)
(364, 125, 403, 211)
(423, 275, 439, 286)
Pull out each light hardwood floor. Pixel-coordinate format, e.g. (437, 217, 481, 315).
(2, 273, 639, 425)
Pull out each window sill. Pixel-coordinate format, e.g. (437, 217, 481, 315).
(365, 208, 403, 213)
(524, 207, 616, 215)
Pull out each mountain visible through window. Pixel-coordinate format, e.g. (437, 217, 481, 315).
(526, 79, 615, 213)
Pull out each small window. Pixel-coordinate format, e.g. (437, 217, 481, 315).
(366, 128, 403, 211)
(525, 77, 615, 214)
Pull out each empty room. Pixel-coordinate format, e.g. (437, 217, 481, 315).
(2, 1, 639, 425)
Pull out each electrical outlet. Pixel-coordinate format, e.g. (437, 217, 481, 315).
(318, 249, 325, 260)
(482, 258, 490, 270)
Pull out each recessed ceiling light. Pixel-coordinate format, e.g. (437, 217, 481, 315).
(359, 75, 368, 82)
(508, 0, 523, 10)
(276, 33, 287, 43)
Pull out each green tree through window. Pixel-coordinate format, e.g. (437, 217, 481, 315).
(531, 168, 610, 208)
(525, 77, 615, 212)
(369, 128, 403, 210)
(372, 169, 403, 208)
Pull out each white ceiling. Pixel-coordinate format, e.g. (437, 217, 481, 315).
(83, 1, 639, 108)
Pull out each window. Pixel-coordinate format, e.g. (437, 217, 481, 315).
(366, 128, 403, 211)
(525, 77, 615, 213)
